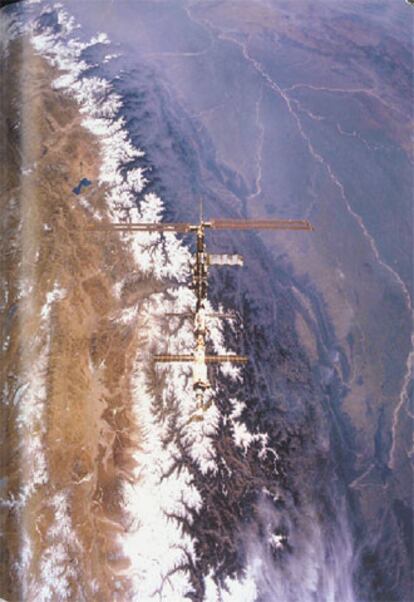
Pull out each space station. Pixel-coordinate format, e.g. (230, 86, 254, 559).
(94, 209, 313, 410)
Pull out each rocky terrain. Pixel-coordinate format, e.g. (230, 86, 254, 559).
(0, 36, 147, 601)
(0, 1, 412, 601)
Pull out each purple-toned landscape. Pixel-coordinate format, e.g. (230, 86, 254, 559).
(0, 1, 412, 600)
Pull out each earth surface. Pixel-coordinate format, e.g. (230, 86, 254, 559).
(0, 1, 412, 601)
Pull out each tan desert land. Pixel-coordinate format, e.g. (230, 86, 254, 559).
(0, 37, 156, 601)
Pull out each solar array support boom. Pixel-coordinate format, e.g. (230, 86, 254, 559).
(154, 354, 248, 364)
(87, 218, 314, 233)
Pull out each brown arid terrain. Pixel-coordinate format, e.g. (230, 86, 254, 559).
(1, 1, 412, 599)
(0, 37, 150, 601)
